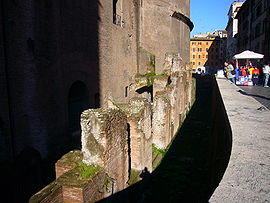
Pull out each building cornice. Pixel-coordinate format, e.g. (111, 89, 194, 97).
(171, 11, 194, 31)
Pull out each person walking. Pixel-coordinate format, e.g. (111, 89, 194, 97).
(224, 62, 236, 84)
(262, 62, 270, 87)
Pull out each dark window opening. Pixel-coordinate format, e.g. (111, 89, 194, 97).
(125, 86, 129, 97)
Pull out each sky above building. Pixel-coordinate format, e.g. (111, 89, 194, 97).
(190, 0, 243, 36)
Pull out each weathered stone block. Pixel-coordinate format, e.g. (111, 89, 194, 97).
(55, 150, 83, 178)
(29, 181, 63, 203)
(135, 75, 153, 90)
(139, 48, 156, 74)
(152, 91, 171, 149)
(153, 76, 169, 96)
(163, 53, 182, 75)
(116, 97, 153, 172)
(30, 151, 108, 203)
(60, 170, 107, 203)
(166, 82, 180, 137)
(80, 108, 129, 191)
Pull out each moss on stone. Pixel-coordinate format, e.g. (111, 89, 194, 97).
(113, 102, 129, 112)
(57, 162, 101, 188)
(152, 144, 167, 156)
(78, 161, 101, 179)
(152, 151, 164, 170)
(136, 73, 169, 78)
(57, 167, 88, 188)
(152, 144, 170, 169)
(102, 173, 114, 192)
(127, 169, 141, 185)
(135, 76, 150, 88)
(29, 181, 61, 203)
(56, 150, 83, 168)
(135, 73, 169, 89)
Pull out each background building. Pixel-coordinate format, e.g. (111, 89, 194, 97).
(226, 1, 244, 61)
(236, 0, 270, 62)
(190, 31, 227, 74)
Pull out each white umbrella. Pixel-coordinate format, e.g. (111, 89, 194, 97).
(233, 50, 264, 59)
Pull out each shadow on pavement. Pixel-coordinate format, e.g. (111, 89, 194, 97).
(238, 90, 270, 101)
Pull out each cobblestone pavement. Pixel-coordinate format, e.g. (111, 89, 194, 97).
(239, 84, 270, 109)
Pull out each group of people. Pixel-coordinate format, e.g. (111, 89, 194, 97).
(224, 61, 270, 87)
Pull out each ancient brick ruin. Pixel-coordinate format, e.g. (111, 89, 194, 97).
(30, 55, 195, 202)
(1, 0, 194, 202)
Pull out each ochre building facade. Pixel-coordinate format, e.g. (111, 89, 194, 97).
(190, 31, 227, 73)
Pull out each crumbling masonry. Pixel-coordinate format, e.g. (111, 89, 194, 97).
(3, 0, 195, 202)
(30, 56, 195, 202)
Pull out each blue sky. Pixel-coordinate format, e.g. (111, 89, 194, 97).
(190, 0, 241, 36)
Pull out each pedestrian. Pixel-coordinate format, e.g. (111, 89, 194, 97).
(235, 66, 240, 81)
(240, 66, 247, 76)
(262, 62, 270, 87)
(252, 67, 260, 85)
(247, 66, 254, 80)
(224, 62, 236, 84)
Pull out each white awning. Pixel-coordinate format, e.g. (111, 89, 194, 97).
(233, 50, 264, 59)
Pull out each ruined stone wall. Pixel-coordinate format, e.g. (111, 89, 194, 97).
(30, 108, 130, 203)
(152, 53, 193, 149)
(4, 0, 194, 201)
